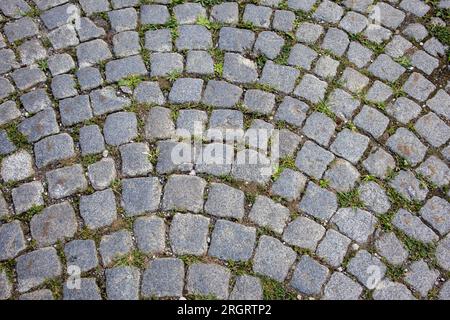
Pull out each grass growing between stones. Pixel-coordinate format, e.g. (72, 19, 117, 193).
(0, 260, 16, 282)
(118, 75, 143, 90)
(179, 255, 203, 266)
(43, 278, 63, 300)
(5, 123, 29, 150)
(16, 204, 44, 223)
(385, 263, 405, 282)
(261, 277, 297, 300)
(313, 100, 336, 119)
(113, 250, 148, 269)
(337, 189, 365, 208)
(227, 260, 253, 276)
(186, 293, 218, 300)
(385, 187, 422, 214)
(397, 232, 437, 262)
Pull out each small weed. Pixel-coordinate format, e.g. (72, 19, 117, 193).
(385, 263, 405, 282)
(261, 277, 297, 300)
(5, 123, 29, 149)
(147, 148, 160, 166)
(394, 56, 412, 68)
(274, 44, 291, 65)
(113, 250, 148, 269)
(337, 189, 365, 208)
(36, 59, 48, 72)
(17, 205, 44, 223)
(386, 187, 422, 213)
(166, 69, 182, 82)
(196, 16, 221, 30)
(314, 100, 336, 119)
(377, 211, 395, 231)
(278, 156, 297, 171)
(319, 179, 330, 188)
(179, 255, 202, 266)
(23, 6, 41, 18)
(118, 75, 143, 89)
(81, 154, 102, 167)
(227, 260, 253, 276)
(0, 260, 16, 282)
(43, 278, 63, 300)
(398, 232, 436, 261)
(428, 24, 450, 46)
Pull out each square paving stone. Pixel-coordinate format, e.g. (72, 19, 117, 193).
(77, 17, 106, 42)
(46, 164, 88, 199)
(393, 209, 438, 243)
(346, 41, 373, 69)
(195, 142, 234, 176)
(411, 50, 439, 75)
(420, 196, 450, 236)
(4, 17, 38, 43)
(47, 53, 75, 76)
(80, 0, 110, 15)
(403, 23, 429, 42)
(16, 247, 62, 293)
(313, 0, 344, 23)
(231, 151, 271, 182)
(334, 206, 377, 239)
(145, 106, 175, 141)
(105, 55, 147, 83)
(187, 263, 231, 299)
(77, 67, 103, 91)
(317, 229, 350, 268)
(19, 89, 52, 114)
(290, 255, 329, 296)
(0, 101, 20, 127)
(113, 31, 140, 58)
(211, 2, 239, 24)
(218, 27, 255, 53)
(294, 74, 327, 104)
(0, 270, 11, 300)
(34, 133, 75, 168)
(120, 143, 153, 177)
(416, 156, 449, 188)
(40, 3, 79, 30)
(295, 140, 334, 179)
(271, 168, 307, 201)
(141, 4, 170, 25)
(375, 232, 408, 266)
(354, 105, 389, 139)
(80, 125, 105, 155)
(283, 216, 326, 250)
(436, 236, 450, 271)
(243, 4, 272, 28)
(19, 109, 60, 143)
(358, 181, 391, 215)
(48, 24, 79, 50)
(51, 74, 77, 100)
(339, 11, 368, 34)
(176, 109, 208, 137)
(80, 189, 117, 229)
(366, 80, 393, 103)
(386, 128, 427, 166)
(340, 67, 369, 93)
(108, 8, 137, 32)
(12, 66, 46, 90)
(390, 170, 428, 202)
(296, 22, 323, 44)
(205, 183, 245, 219)
(249, 195, 290, 234)
(59, 95, 93, 126)
(0, 49, 19, 75)
(150, 52, 184, 77)
(321, 28, 349, 57)
(372, 280, 415, 300)
(402, 72, 436, 102)
(0, 220, 26, 261)
(145, 29, 172, 52)
(169, 78, 204, 104)
(133, 216, 166, 254)
(202, 80, 243, 108)
(254, 31, 284, 59)
(30, 201, 78, 246)
(185, 50, 214, 75)
(106, 266, 140, 300)
(259, 61, 299, 94)
(134, 81, 165, 105)
(173, 3, 206, 24)
(405, 260, 439, 297)
(77, 39, 112, 68)
(287, 0, 316, 11)
(99, 230, 134, 266)
(12, 181, 44, 215)
(63, 278, 102, 300)
(288, 44, 318, 70)
(162, 175, 206, 213)
(368, 54, 405, 82)
(369, 2, 405, 29)
(427, 89, 450, 120)
(243, 89, 275, 115)
(330, 129, 369, 164)
(155, 140, 194, 174)
(104, 112, 138, 146)
(1, 150, 35, 183)
(176, 25, 212, 50)
(121, 177, 162, 216)
(415, 112, 450, 148)
(141, 258, 185, 298)
(274, 96, 309, 128)
(90, 87, 131, 115)
(209, 220, 256, 261)
(64, 240, 98, 272)
(314, 55, 340, 79)
(323, 272, 363, 300)
(400, 0, 430, 16)
(169, 213, 210, 256)
(386, 97, 421, 124)
(323, 159, 360, 192)
(327, 89, 360, 121)
(18, 39, 47, 66)
(252, 235, 296, 282)
(229, 275, 262, 300)
(299, 181, 337, 221)
(0, 77, 15, 100)
(0, 130, 15, 156)
(223, 53, 258, 84)
(302, 112, 336, 147)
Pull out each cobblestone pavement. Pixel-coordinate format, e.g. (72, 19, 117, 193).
(0, 0, 449, 301)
